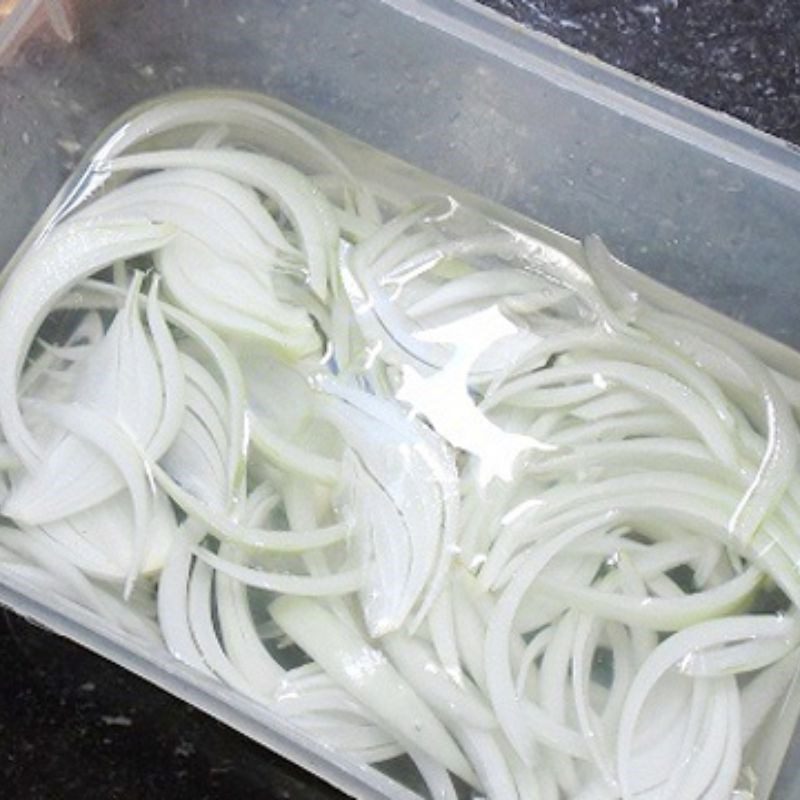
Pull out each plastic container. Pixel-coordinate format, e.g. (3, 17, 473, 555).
(1, 2, 800, 798)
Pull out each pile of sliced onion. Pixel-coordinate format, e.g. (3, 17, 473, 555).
(1, 91, 799, 800)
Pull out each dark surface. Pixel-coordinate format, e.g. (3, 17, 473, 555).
(0, 611, 336, 800)
(2, 2, 799, 799)
(478, 0, 800, 145)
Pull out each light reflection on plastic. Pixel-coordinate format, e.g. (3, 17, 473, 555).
(397, 304, 555, 485)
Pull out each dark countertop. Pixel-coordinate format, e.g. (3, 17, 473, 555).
(0, 612, 334, 800)
(2, 2, 799, 799)
(478, 0, 800, 145)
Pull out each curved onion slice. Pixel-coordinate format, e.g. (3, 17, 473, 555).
(270, 594, 477, 786)
(6, 274, 165, 524)
(108, 149, 339, 301)
(0, 218, 172, 467)
(319, 382, 459, 636)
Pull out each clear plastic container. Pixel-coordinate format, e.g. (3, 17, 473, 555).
(1, 2, 800, 798)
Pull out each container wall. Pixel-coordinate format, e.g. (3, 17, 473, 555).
(0, 0, 799, 347)
(2, 2, 800, 799)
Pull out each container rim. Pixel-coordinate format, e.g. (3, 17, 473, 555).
(381, 0, 800, 193)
